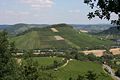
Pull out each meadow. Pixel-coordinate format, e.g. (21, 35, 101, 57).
(32, 57, 113, 80)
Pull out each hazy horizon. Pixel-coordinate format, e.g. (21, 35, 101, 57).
(0, 23, 113, 25)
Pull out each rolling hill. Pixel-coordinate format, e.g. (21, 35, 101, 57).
(99, 27, 120, 35)
(1, 23, 48, 35)
(10, 24, 113, 49)
(72, 24, 113, 33)
(0, 25, 11, 29)
(96, 27, 120, 39)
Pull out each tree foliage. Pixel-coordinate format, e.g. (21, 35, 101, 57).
(0, 31, 54, 80)
(86, 71, 97, 80)
(0, 31, 18, 80)
(84, 0, 120, 26)
(115, 67, 120, 77)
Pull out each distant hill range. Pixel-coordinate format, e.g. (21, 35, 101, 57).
(94, 26, 120, 40)
(0, 23, 49, 35)
(72, 24, 113, 33)
(0, 23, 114, 35)
(10, 24, 113, 49)
(98, 27, 120, 35)
(0, 25, 10, 29)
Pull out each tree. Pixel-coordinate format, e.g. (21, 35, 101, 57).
(0, 31, 53, 80)
(87, 54, 97, 61)
(18, 50, 39, 80)
(115, 67, 120, 77)
(53, 60, 59, 68)
(0, 31, 18, 80)
(86, 71, 97, 80)
(69, 77, 73, 80)
(76, 75, 85, 80)
(19, 50, 54, 80)
(84, 0, 120, 26)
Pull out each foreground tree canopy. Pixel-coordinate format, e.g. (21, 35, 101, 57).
(84, 0, 120, 25)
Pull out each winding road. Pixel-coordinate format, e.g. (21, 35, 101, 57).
(103, 64, 120, 80)
(55, 59, 73, 70)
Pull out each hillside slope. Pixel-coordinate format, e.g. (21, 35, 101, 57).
(11, 24, 113, 49)
(99, 27, 120, 35)
(96, 27, 120, 39)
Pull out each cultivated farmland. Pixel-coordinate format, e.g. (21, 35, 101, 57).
(11, 24, 114, 49)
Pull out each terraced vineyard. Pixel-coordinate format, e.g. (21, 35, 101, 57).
(11, 27, 70, 49)
(55, 25, 113, 48)
(11, 24, 113, 49)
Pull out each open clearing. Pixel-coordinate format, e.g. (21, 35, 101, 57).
(54, 36, 64, 40)
(82, 50, 106, 57)
(82, 48, 120, 57)
(80, 29, 88, 33)
(110, 48, 120, 55)
(51, 28, 59, 32)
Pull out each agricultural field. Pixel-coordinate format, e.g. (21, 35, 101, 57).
(82, 50, 106, 57)
(10, 24, 114, 50)
(55, 25, 113, 48)
(10, 27, 70, 49)
(31, 57, 112, 80)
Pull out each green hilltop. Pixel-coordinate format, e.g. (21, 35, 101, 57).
(10, 24, 113, 49)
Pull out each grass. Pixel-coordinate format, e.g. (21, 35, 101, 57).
(50, 60, 113, 80)
(32, 57, 63, 66)
(31, 57, 112, 80)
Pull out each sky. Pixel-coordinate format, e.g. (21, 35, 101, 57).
(0, 0, 115, 24)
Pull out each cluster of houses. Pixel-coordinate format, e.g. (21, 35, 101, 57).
(16, 47, 120, 57)
(16, 49, 64, 56)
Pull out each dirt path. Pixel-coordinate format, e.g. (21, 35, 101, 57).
(57, 59, 73, 69)
(15, 58, 22, 65)
(103, 64, 120, 80)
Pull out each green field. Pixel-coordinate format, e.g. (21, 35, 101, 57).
(32, 57, 112, 80)
(11, 24, 113, 49)
(32, 57, 63, 66)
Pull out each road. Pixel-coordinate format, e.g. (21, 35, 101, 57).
(55, 59, 73, 70)
(103, 64, 120, 80)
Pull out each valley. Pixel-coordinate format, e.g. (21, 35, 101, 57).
(1, 23, 120, 80)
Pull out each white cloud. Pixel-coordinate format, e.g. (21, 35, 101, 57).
(22, 0, 54, 8)
(1, 10, 30, 17)
(69, 10, 81, 13)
